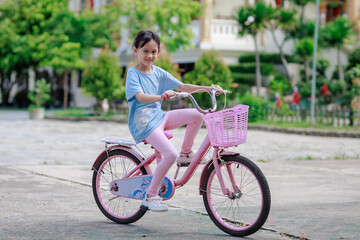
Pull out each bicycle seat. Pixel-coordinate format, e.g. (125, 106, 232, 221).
(143, 131, 173, 144)
(101, 138, 136, 146)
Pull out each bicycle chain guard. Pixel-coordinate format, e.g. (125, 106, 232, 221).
(110, 175, 175, 200)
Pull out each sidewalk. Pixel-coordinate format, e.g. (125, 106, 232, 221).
(1, 159, 360, 240)
(1, 118, 360, 239)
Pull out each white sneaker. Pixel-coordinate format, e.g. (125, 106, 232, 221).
(142, 195, 168, 212)
(176, 151, 208, 165)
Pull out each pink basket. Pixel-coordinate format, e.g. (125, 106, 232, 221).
(204, 104, 249, 147)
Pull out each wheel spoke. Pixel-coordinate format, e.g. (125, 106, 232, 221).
(203, 155, 270, 237)
(92, 150, 147, 224)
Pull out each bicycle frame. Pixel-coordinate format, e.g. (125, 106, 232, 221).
(93, 134, 239, 198)
(92, 89, 241, 197)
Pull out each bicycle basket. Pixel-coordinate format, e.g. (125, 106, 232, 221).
(203, 104, 249, 147)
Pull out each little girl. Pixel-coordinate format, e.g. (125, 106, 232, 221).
(126, 30, 220, 212)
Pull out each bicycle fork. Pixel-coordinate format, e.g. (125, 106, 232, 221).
(212, 147, 240, 198)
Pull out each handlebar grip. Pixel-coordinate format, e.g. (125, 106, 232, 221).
(170, 92, 190, 100)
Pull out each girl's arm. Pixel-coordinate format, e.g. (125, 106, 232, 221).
(135, 92, 162, 103)
(135, 90, 177, 103)
(177, 84, 211, 93)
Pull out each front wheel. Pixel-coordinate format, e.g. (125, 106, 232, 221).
(92, 149, 148, 224)
(202, 155, 271, 237)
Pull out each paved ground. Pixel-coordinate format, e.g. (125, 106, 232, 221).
(1, 111, 360, 239)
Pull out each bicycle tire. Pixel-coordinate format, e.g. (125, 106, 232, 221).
(202, 155, 271, 237)
(92, 149, 148, 224)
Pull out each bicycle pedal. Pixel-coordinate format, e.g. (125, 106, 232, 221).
(177, 162, 190, 167)
(140, 205, 149, 211)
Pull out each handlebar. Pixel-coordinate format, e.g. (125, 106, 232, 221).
(170, 89, 231, 114)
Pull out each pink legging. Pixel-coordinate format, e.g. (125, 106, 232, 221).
(144, 108, 203, 196)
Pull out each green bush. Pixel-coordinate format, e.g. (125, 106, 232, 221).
(331, 65, 347, 81)
(329, 80, 346, 97)
(269, 73, 292, 96)
(297, 81, 315, 98)
(27, 79, 52, 109)
(238, 53, 297, 64)
(316, 59, 330, 77)
(185, 50, 233, 108)
(232, 72, 256, 85)
(345, 65, 360, 85)
(155, 47, 181, 79)
(82, 51, 123, 103)
(348, 48, 360, 70)
(233, 83, 251, 97)
(229, 63, 273, 75)
(238, 92, 272, 122)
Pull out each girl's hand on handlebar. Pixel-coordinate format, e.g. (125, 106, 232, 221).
(162, 90, 177, 101)
(211, 84, 224, 96)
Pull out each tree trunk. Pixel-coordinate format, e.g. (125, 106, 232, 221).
(254, 35, 262, 97)
(270, 30, 291, 81)
(304, 60, 309, 82)
(0, 70, 3, 105)
(300, 6, 305, 24)
(337, 47, 344, 82)
(63, 69, 70, 109)
(280, 51, 291, 80)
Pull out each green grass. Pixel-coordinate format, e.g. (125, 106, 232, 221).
(295, 155, 314, 161)
(48, 109, 360, 131)
(50, 108, 128, 120)
(249, 120, 360, 132)
(257, 159, 268, 163)
(51, 108, 93, 117)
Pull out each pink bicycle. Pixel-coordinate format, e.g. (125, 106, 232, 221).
(91, 90, 271, 237)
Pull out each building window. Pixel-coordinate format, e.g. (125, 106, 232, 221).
(326, 3, 344, 22)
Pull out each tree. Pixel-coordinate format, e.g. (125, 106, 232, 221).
(0, 18, 19, 105)
(0, 0, 68, 105)
(110, 0, 202, 53)
(235, 2, 273, 96)
(82, 51, 123, 106)
(185, 51, 233, 109)
(289, 0, 316, 24)
(295, 37, 314, 82)
(267, 7, 298, 80)
(42, 8, 124, 109)
(0, 0, 123, 107)
(320, 17, 356, 83)
(41, 42, 86, 109)
(288, 0, 316, 47)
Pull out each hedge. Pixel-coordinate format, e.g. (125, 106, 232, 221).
(229, 63, 273, 75)
(232, 72, 256, 85)
(238, 53, 297, 64)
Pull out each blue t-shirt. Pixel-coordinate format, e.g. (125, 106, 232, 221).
(125, 65, 182, 143)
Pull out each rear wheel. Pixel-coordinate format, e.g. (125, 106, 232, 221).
(202, 155, 271, 237)
(92, 149, 148, 224)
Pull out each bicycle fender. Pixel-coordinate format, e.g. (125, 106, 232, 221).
(199, 161, 213, 195)
(91, 145, 150, 172)
(199, 151, 239, 195)
(219, 151, 239, 156)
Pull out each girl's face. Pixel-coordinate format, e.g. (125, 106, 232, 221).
(133, 40, 160, 68)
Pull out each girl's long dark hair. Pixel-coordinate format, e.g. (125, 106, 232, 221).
(132, 30, 160, 49)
